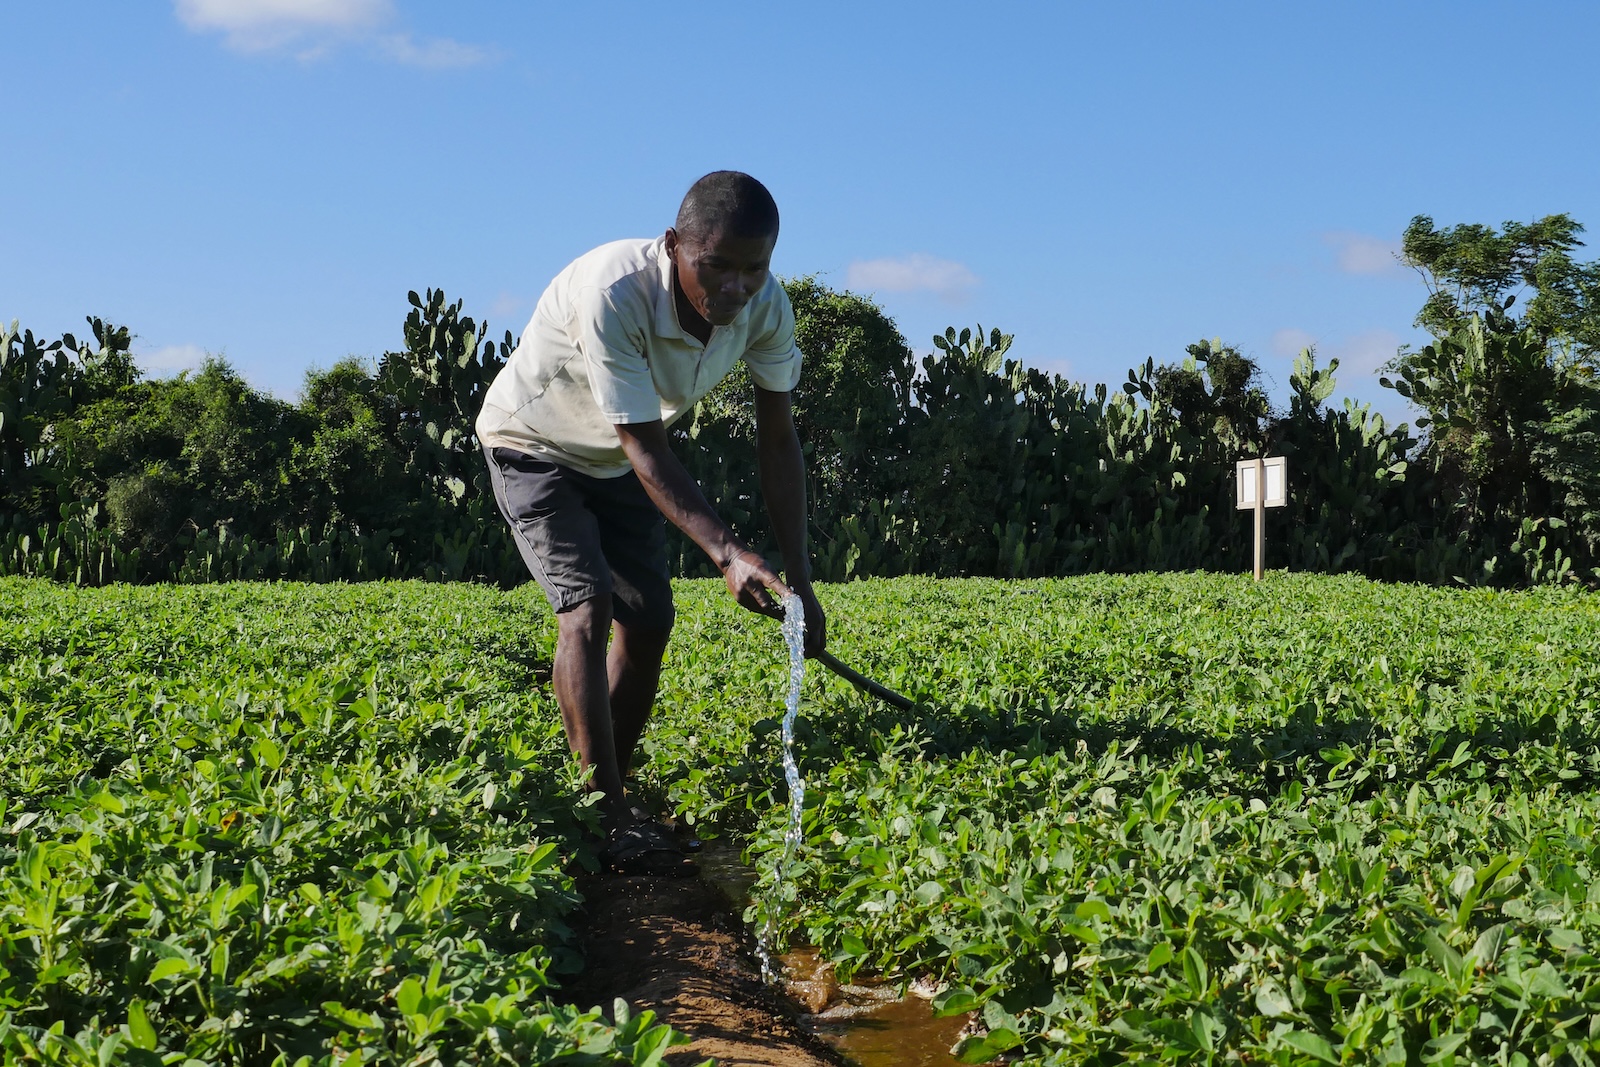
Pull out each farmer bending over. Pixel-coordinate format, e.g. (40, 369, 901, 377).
(477, 171, 826, 874)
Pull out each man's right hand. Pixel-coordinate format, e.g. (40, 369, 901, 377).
(723, 547, 791, 619)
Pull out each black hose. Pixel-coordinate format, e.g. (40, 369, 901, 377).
(814, 650, 917, 712)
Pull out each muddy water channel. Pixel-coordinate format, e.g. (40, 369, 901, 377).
(698, 841, 971, 1067)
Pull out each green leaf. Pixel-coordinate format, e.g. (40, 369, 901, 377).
(1181, 946, 1208, 997)
(1146, 942, 1174, 972)
(1255, 978, 1294, 1018)
(210, 940, 230, 980)
(322, 1001, 378, 1029)
(148, 957, 193, 984)
(1422, 1032, 1470, 1063)
(1189, 1010, 1221, 1053)
(1422, 930, 1464, 983)
(932, 986, 981, 1016)
(954, 1027, 1021, 1064)
(126, 1000, 157, 1052)
(1469, 923, 1509, 969)
(1074, 899, 1112, 922)
(395, 977, 422, 1016)
(254, 736, 283, 770)
(627, 1024, 676, 1065)
(1282, 1029, 1340, 1064)
(88, 790, 125, 814)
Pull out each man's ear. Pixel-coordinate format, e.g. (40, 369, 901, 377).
(664, 227, 679, 258)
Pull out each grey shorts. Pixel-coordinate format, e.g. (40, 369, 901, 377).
(484, 446, 675, 630)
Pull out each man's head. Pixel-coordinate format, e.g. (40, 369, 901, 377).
(665, 171, 779, 328)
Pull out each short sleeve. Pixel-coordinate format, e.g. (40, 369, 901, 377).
(741, 280, 803, 393)
(570, 284, 662, 423)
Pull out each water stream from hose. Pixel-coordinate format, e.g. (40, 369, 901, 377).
(755, 593, 807, 981)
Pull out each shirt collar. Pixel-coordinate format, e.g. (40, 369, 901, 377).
(652, 236, 687, 342)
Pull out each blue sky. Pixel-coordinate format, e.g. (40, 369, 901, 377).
(5, 2, 1599, 426)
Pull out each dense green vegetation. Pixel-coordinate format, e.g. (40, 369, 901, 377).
(4, 573, 1598, 1063)
(1, 294, 522, 586)
(737, 575, 1600, 1064)
(5, 211, 1598, 588)
(0, 579, 689, 1064)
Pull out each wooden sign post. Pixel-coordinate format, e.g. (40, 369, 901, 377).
(1235, 456, 1287, 580)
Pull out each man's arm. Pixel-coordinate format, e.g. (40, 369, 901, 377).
(754, 386, 826, 656)
(614, 420, 791, 618)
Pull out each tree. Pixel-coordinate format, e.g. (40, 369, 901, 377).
(1402, 213, 1600, 360)
(60, 357, 308, 554)
(1144, 338, 1269, 453)
(1386, 213, 1600, 581)
(3, 317, 138, 524)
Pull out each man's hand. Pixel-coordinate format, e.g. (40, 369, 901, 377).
(614, 393, 824, 652)
(792, 581, 827, 658)
(723, 548, 791, 619)
(724, 550, 827, 658)
(750, 386, 825, 655)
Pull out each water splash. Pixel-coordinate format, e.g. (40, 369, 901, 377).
(756, 593, 807, 981)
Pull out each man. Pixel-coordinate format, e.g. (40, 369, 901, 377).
(476, 171, 826, 873)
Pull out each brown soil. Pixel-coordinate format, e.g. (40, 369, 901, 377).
(561, 870, 849, 1067)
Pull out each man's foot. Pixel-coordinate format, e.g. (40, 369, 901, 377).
(628, 803, 703, 853)
(601, 820, 699, 876)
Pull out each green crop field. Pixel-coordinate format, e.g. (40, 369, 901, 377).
(3, 573, 1600, 1065)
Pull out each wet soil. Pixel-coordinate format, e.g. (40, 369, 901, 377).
(560, 869, 848, 1067)
(780, 949, 972, 1067)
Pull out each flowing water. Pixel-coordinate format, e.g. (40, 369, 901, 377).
(754, 593, 808, 982)
(752, 598, 806, 979)
(700, 852, 969, 1066)
(726, 599, 969, 1063)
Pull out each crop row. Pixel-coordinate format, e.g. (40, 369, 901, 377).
(5, 573, 1599, 1064)
(720, 575, 1600, 1064)
(0, 579, 692, 1065)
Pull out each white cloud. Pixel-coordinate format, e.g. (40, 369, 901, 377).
(845, 254, 979, 302)
(1269, 328, 1318, 358)
(379, 32, 493, 69)
(489, 292, 530, 321)
(138, 343, 211, 375)
(1329, 329, 1403, 374)
(1274, 328, 1402, 376)
(175, 0, 390, 51)
(175, 0, 491, 67)
(1323, 231, 1403, 276)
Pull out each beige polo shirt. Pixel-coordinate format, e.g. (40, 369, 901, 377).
(476, 236, 803, 478)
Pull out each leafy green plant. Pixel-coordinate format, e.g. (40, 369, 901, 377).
(723, 573, 1600, 1065)
(5, 572, 1599, 1063)
(0, 579, 694, 1065)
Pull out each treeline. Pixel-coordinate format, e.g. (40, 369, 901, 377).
(3, 215, 1597, 588)
(1, 292, 522, 585)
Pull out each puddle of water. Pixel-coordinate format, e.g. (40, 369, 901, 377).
(781, 947, 969, 1067)
(696, 838, 758, 908)
(811, 995, 971, 1067)
(699, 849, 973, 1067)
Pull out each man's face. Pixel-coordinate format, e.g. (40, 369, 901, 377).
(666, 227, 776, 327)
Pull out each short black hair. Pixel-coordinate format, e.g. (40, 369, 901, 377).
(675, 171, 780, 243)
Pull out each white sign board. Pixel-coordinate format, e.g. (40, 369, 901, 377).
(1236, 456, 1288, 581)
(1236, 456, 1288, 509)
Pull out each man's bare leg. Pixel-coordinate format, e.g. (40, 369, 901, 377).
(552, 597, 632, 830)
(608, 617, 673, 782)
